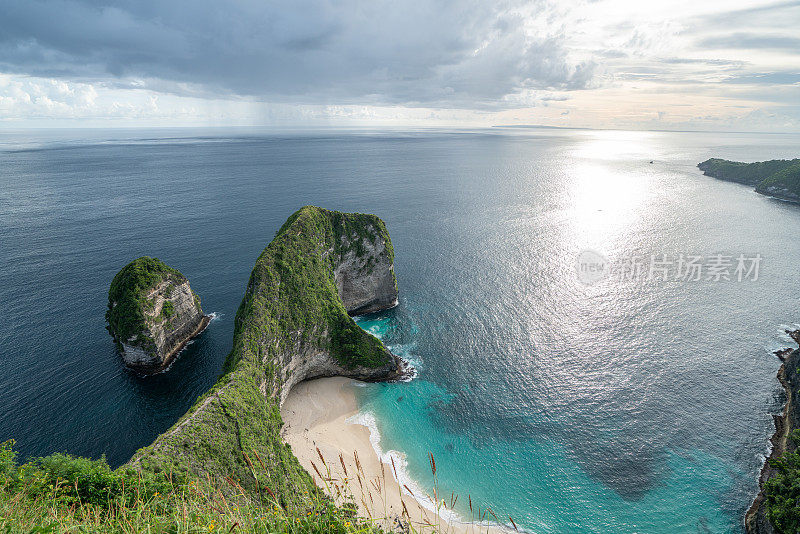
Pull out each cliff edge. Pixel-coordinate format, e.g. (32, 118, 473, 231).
(106, 257, 210, 373)
(746, 331, 800, 534)
(129, 207, 405, 509)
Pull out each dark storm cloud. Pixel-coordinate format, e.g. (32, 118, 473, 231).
(0, 0, 594, 108)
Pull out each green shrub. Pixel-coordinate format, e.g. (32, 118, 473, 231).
(764, 431, 800, 533)
(161, 300, 175, 319)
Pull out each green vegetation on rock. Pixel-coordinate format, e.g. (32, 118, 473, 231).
(763, 431, 800, 533)
(106, 256, 187, 343)
(756, 162, 800, 199)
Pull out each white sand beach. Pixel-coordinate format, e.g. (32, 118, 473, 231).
(280, 377, 508, 534)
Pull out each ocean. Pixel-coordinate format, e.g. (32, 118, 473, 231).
(2, 127, 800, 533)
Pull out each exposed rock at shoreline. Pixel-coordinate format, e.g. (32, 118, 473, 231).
(746, 330, 800, 534)
(129, 207, 408, 507)
(106, 257, 209, 374)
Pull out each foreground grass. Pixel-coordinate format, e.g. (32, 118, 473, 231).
(0, 440, 380, 534)
(0, 440, 512, 534)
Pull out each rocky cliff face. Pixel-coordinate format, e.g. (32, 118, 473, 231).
(746, 331, 800, 534)
(267, 208, 405, 404)
(334, 231, 398, 316)
(130, 208, 407, 502)
(107, 257, 209, 374)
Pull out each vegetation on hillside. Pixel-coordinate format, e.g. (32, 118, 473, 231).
(106, 256, 190, 343)
(124, 207, 397, 523)
(697, 158, 799, 187)
(0, 439, 381, 533)
(764, 431, 800, 533)
(756, 162, 800, 198)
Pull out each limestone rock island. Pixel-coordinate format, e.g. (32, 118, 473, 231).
(106, 256, 210, 373)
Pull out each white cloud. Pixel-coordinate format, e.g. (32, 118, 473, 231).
(0, 0, 798, 130)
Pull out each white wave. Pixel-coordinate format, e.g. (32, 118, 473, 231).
(346, 410, 461, 523)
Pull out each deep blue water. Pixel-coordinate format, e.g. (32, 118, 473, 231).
(2, 127, 800, 533)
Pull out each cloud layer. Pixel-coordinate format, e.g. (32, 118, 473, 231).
(0, 0, 798, 130)
(0, 0, 593, 108)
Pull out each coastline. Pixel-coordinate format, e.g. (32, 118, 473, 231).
(745, 331, 800, 534)
(281, 377, 508, 534)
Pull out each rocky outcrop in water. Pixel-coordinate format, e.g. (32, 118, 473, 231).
(746, 330, 800, 534)
(107, 257, 209, 374)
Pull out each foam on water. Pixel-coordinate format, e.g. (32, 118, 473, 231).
(346, 410, 461, 523)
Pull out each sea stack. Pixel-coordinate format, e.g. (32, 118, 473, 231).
(106, 257, 210, 373)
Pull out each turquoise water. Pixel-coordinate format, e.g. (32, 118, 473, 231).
(3, 128, 800, 532)
(357, 316, 737, 532)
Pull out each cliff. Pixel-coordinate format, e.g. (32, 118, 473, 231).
(106, 257, 209, 373)
(128, 207, 405, 509)
(746, 331, 800, 534)
(698, 158, 800, 203)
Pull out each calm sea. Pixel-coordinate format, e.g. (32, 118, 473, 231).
(2, 127, 800, 533)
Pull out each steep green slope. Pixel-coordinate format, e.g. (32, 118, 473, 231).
(130, 206, 400, 511)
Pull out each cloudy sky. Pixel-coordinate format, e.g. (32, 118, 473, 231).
(1, 0, 799, 131)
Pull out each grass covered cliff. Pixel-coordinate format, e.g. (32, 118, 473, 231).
(698, 158, 800, 203)
(0, 206, 403, 532)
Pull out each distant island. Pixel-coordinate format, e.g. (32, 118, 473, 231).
(698, 158, 800, 203)
(0, 206, 409, 532)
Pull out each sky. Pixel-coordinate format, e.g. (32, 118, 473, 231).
(0, 0, 799, 131)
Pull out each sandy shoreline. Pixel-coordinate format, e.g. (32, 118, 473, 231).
(281, 377, 507, 534)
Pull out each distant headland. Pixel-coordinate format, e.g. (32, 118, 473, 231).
(698, 158, 800, 204)
(746, 331, 800, 534)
